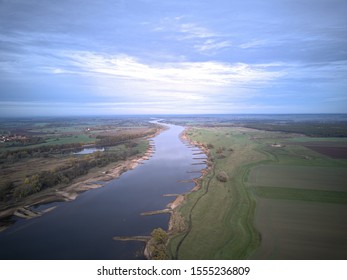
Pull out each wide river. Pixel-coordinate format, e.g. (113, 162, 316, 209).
(0, 123, 206, 259)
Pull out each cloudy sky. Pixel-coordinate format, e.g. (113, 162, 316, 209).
(0, 0, 346, 116)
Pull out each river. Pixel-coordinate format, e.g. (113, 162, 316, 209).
(0, 123, 206, 259)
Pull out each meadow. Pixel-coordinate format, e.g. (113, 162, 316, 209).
(168, 127, 265, 259)
(168, 122, 347, 259)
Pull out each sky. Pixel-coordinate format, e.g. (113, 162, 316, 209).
(0, 0, 346, 116)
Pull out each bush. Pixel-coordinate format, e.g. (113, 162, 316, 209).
(0, 181, 14, 201)
(151, 228, 168, 244)
(216, 171, 228, 182)
(149, 228, 169, 260)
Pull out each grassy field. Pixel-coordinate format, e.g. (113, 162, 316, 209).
(248, 139, 347, 259)
(168, 125, 347, 259)
(248, 165, 347, 191)
(251, 199, 347, 259)
(168, 127, 266, 259)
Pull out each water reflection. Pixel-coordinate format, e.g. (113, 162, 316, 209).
(74, 147, 104, 155)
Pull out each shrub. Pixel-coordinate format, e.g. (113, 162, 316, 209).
(216, 171, 228, 182)
(151, 228, 168, 244)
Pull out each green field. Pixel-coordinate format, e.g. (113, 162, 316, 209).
(248, 165, 347, 191)
(251, 199, 347, 259)
(168, 127, 266, 259)
(168, 126, 347, 259)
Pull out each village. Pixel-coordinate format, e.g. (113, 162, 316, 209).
(0, 134, 28, 143)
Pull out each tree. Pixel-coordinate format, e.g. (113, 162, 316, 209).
(151, 228, 168, 244)
(216, 171, 228, 182)
(149, 228, 169, 260)
(29, 174, 42, 193)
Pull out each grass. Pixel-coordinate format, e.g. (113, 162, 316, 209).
(251, 198, 347, 259)
(248, 131, 347, 259)
(248, 165, 347, 192)
(168, 127, 265, 259)
(254, 186, 347, 204)
(168, 125, 347, 259)
(45, 134, 95, 145)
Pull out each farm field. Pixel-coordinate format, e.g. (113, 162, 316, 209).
(248, 135, 347, 259)
(248, 165, 347, 192)
(168, 122, 347, 259)
(251, 199, 347, 259)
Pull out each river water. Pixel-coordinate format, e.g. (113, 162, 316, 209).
(0, 123, 206, 259)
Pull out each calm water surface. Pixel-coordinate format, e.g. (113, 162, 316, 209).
(74, 147, 105, 155)
(0, 123, 206, 259)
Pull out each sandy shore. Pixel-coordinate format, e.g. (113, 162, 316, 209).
(55, 146, 154, 201)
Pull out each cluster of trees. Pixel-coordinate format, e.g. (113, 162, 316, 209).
(0, 181, 14, 201)
(1, 126, 159, 165)
(0, 143, 83, 164)
(5, 147, 141, 201)
(0, 125, 159, 202)
(149, 228, 169, 260)
(216, 146, 227, 159)
(5, 136, 45, 147)
(95, 128, 158, 147)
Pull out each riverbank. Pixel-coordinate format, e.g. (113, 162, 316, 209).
(165, 128, 211, 255)
(112, 127, 210, 260)
(0, 129, 163, 232)
(167, 126, 264, 259)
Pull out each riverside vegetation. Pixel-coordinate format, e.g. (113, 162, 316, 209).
(0, 117, 163, 229)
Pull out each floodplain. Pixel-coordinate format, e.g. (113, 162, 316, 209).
(166, 115, 347, 259)
(0, 116, 163, 230)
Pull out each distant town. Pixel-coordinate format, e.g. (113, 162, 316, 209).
(0, 134, 28, 143)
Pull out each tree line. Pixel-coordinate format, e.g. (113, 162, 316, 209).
(0, 143, 83, 164)
(1, 146, 141, 202)
(95, 127, 158, 147)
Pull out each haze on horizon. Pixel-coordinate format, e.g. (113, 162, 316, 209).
(0, 0, 346, 117)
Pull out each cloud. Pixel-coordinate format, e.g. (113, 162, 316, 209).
(194, 39, 232, 53)
(34, 50, 285, 114)
(239, 40, 267, 49)
(1, 1, 346, 115)
(152, 17, 232, 54)
(178, 23, 217, 39)
(64, 51, 282, 88)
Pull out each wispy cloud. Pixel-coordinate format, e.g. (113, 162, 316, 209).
(178, 23, 217, 39)
(194, 39, 232, 53)
(239, 40, 267, 49)
(62, 51, 283, 88)
(153, 17, 232, 54)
